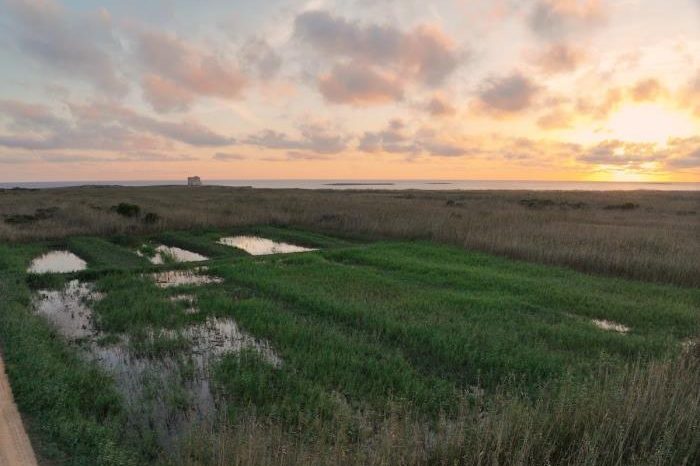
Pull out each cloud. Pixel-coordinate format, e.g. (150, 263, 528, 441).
(630, 78, 666, 102)
(318, 62, 404, 105)
(682, 71, 700, 115)
(213, 152, 246, 161)
(5, 0, 127, 95)
(573, 79, 668, 122)
(358, 120, 467, 157)
(0, 100, 65, 132)
(245, 124, 348, 154)
(239, 38, 282, 80)
(137, 30, 247, 112)
(294, 10, 463, 104)
(420, 140, 468, 157)
(423, 94, 457, 116)
(533, 43, 586, 73)
(477, 72, 540, 113)
(493, 137, 579, 166)
(578, 140, 663, 167)
(537, 108, 574, 129)
(0, 151, 195, 164)
(0, 101, 147, 151)
(69, 101, 237, 147)
(141, 74, 196, 113)
(576, 87, 623, 120)
(668, 147, 700, 168)
(577, 137, 700, 171)
(401, 25, 463, 86)
(358, 119, 420, 154)
(0, 99, 235, 150)
(665, 137, 700, 168)
(529, 0, 606, 40)
(295, 10, 403, 64)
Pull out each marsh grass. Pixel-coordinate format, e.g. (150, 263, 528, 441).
(178, 353, 700, 466)
(2, 227, 700, 465)
(67, 236, 151, 270)
(0, 186, 697, 285)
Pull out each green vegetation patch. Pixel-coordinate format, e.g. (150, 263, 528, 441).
(92, 274, 189, 333)
(66, 236, 150, 270)
(2, 229, 699, 464)
(210, 242, 699, 394)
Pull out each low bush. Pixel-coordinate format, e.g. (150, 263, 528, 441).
(112, 203, 141, 218)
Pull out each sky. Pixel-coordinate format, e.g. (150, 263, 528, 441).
(0, 0, 699, 182)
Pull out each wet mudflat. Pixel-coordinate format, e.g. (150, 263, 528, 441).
(27, 251, 87, 274)
(33, 280, 101, 340)
(218, 236, 316, 255)
(30, 277, 280, 448)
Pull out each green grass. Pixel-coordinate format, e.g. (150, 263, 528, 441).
(66, 236, 150, 270)
(211, 295, 459, 418)
(209, 244, 698, 394)
(1, 228, 699, 464)
(92, 273, 190, 333)
(0, 245, 140, 465)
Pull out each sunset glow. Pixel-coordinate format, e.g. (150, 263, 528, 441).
(0, 0, 699, 182)
(604, 104, 697, 145)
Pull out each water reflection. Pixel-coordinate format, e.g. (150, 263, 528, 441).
(218, 236, 316, 256)
(138, 245, 208, 265)
(31, 280, 281, 449)
(27, 251, 87, 274)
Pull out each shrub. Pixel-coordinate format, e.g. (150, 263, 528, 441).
(3, 207, 58, 224)
(112, 203, 141, 218)
(143, 212, 160, 224)
(519, 198, 556, 208)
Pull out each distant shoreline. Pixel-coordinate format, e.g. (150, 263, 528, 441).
(324, 182, 396, 186)
(1, 180, 699, 192)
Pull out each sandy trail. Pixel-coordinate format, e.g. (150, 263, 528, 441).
(0, 354, 38, 466)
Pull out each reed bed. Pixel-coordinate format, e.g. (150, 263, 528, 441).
(1, 186, 698, 286)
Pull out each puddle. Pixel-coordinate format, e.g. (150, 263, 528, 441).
(138, 245, 208, 265)
(31, 280, 280, 449)
(27, 251, 87, 274)
(592, 319, 630, 333)
(218, 236, 316, 256)
(185, 317, 281, 367)
(150, 269, 223, 288)
(92, 318, 281, 446)
(32, 280, 101, 339)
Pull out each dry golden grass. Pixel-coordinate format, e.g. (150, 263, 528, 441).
(178, 352, 700, 466)
(1, 185, 698, 286)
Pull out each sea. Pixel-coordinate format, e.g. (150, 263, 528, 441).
(1, 180, 699, 191)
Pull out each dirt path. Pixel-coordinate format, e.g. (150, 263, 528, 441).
(0, 354, 38, 466)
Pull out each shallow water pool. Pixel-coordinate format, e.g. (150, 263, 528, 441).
(27, 251, 87, 274)
(218, 236, 316, 256)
